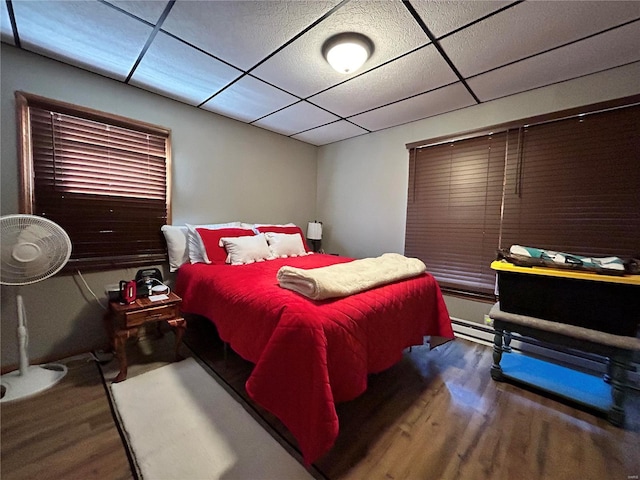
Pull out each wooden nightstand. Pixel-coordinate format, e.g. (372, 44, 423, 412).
(103, 291, 186, 382)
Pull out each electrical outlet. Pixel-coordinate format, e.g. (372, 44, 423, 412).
(483, 314, 493, 327)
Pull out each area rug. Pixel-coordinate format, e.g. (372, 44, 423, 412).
(110, 357, 314, 479)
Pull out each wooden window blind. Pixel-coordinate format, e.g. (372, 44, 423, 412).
(406, 97, 639, 298)
(405, 132, 507, 296)
(500, 105, 640, 258)
(17, 92, 171, 270)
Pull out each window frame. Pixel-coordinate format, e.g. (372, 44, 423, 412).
(16, 91, 173, 271)
(405, 94, 640, 301)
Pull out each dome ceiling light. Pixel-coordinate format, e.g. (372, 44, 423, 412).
(322, 32, 374, 74)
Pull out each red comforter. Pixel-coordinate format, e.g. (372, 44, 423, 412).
(175, 254, 453, 464)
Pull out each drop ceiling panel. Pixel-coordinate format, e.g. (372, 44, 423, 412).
(291, 120, 368, 146)
(201, 75, 299, 123)
(129, 32, 242, 106)
(5, 1, 639, 146)
(469, 21, 640, 102)
(253, 101, 340, 136)
(251, 0, 430, 98)
(412, 0, 513, 38)
(349, 83, 475, 132)
(160, 0, 341, 71)
(441, 0, 640, 77)
(104, 0, 170, 25)
(309, 44, 457, 117)
(12, 0, 152, 81)
(0, 1, 14, 45)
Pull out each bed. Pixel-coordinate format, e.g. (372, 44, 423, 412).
(167, 223, 454, 464)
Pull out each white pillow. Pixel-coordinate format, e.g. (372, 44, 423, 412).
(186, 222, 242, 264)
(161, 225, 189, 272)
(265, 232, 308, 258)
(219, 233, 274, 265)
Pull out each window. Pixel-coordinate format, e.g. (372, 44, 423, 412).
(17, 91, 171, 270)
(500, 107, 640, 258)
(406, 96, 640, 299)
(405, 132, 506, 296)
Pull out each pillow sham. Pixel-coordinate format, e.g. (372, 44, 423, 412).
(161, 225, 189, 272)
(194, 226, 254, 264)
(255, 224, 310, 252)
(162, 222, 245, 269)
(219, 233, 274, 265)
(185, 222, 244, 264)
(265, 232, 309, 258)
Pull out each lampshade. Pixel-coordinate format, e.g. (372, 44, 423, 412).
(307, 221, 323, 240)
(322, 33, 373, 74)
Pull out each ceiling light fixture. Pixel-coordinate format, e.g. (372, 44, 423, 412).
(322, 32, 374, 74)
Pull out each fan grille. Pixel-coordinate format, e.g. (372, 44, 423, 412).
(1, 215, 72, 285)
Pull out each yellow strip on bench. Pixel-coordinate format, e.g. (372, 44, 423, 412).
(491, 260, 640, 285)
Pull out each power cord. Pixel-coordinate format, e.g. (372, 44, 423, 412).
(76, 269, 170, 306)
(146, 277, 171, 296)
(75, 269, 108, 311)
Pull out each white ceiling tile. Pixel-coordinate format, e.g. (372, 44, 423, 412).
(103, 0, 171, 25)
(253, 101, 340, 136)
(349, 83, 476, 132)
(161, 1, 341, 71)
(442, 1, 640, 77)
(129, 31, 242, 106)
(468, 21, 640, 102)
(412, 0, 512, 38)
(7, 1, 640, 146)
(291, 120, 368, 146)
(309, 44, 457, 117)
(201, 75, 299, 123)
(12, 0, 152, 81)
(252, 0, 430, 98)
(1, 0, 14, 45)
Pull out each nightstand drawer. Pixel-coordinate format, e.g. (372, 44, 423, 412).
(124, 303, 180, 327)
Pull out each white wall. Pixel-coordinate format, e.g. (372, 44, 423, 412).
(316, 62, 640, 323)
(1, 45, 318, 368)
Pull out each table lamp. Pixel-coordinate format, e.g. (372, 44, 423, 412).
(307, 221, 323, 253)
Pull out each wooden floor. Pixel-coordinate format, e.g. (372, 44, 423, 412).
(0, 356, 132, 480)
(2, 318, 639, 480)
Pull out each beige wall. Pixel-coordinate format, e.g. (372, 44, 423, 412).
(1, 45, 317, 368)
(3, 41, 639, 368)
(316, 62, 640, 323)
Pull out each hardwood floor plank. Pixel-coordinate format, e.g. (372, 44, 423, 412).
(1, 356, 133, 480)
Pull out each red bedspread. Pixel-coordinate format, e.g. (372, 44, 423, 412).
(175, 254, 453, 464)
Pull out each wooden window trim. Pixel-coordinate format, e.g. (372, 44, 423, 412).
(16, 91, 173, 271)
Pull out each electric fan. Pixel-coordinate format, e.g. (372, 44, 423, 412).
(1, 214, 72, 402)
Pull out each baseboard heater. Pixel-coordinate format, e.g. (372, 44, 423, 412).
(450, 316, 639, 389)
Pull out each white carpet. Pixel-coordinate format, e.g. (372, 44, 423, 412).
(110, 357, 314, 480)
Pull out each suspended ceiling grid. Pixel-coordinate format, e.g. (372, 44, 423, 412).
(2, 0, 639, 146)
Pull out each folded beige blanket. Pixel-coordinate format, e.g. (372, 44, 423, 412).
(277, 253, 427, 300)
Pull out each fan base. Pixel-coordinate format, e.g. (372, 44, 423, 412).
(0, 364, 68, 403)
